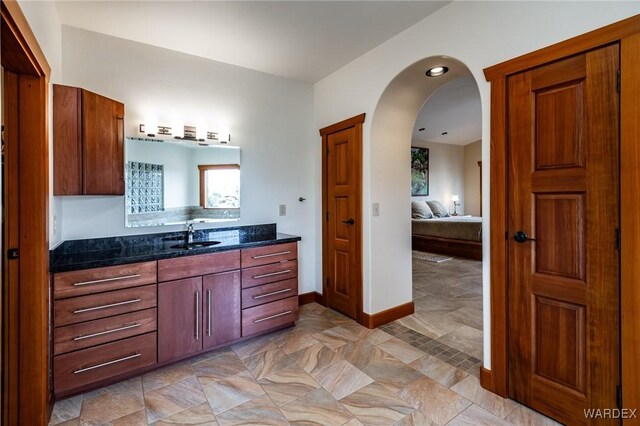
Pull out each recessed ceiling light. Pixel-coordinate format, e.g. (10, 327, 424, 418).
(426, 66, 449, 77)
(441, 131, 448, 135)
(418, 128, 425, 132)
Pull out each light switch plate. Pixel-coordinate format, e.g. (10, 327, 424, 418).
(279, 204, 287, 216)
(372, 203, 380, 217)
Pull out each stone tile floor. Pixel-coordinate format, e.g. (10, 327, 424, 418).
(50, 300, 559, 425)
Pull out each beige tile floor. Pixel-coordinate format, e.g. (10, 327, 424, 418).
(50, 301, 559, 425)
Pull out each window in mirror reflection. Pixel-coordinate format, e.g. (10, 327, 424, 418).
(198, 164, 240, 211)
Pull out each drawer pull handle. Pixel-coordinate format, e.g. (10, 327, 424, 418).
(195, 291, 200, 340)
(74, 353, 141, 374)
(253, 288, 292, 299)
(207, 289, 212, 337)
(252, 251, 291, 259)
(253, 270, 291, 280)
(254, 310, 292, 323)
(73, 298, 142, 314)
(74, 274, 141, 287)
(73, 323, 141, 341)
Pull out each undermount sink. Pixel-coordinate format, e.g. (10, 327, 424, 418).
(170, 241, 222, 250)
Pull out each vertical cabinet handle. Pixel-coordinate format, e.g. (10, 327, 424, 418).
(195, 291, 200, 340)
(207, 289, 212, 337)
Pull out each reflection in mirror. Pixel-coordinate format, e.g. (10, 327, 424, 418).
(125, 137, 240, 227)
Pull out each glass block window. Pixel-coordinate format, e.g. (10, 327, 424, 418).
(125, 161, 164, 214)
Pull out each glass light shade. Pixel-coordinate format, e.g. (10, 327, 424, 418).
(144, 116, 158, 136)
(196, 124, 208, 141)
(452, 195, 460, 202)
(171, 121, 184, 138)
(217, 125, 230, 143)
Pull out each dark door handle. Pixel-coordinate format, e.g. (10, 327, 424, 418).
(513, 231, 535, 243)
(342, 218, 355, 225)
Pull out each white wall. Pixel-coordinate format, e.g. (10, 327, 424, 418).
(58, 26, 317, 294)
(17, 0, 63, 248)
(464, 140, 482, 216)
(411, 139, 464, 214)
(314, 1, 640, 369)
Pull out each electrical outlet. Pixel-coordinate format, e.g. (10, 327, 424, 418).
(372, 203, 380, 217)
(279, 204, 287, 216)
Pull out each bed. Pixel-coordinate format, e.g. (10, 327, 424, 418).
(412, 216, 483, 260)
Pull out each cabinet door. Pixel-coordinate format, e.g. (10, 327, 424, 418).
(53, 85, 83, 195)
(158, 277, 202, 363)
(202, 271, 241, 349)
(82, 90, 125, 195)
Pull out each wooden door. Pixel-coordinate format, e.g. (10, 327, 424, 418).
(321, 114, 364, 321)
(507, 45, 619, 425)
(202, 271, 241, 349)
(158, 277, 202, 362)
(82, 89, 124, 195)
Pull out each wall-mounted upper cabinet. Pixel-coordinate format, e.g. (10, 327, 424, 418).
(53, 85, 125, 196)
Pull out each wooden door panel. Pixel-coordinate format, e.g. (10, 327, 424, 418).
(203, 271, 241, 348)
(82, 90, 125, 195)
(334, 139, 349, 185)
(334, 196, 350, 241)
(535, 194, 585, 280)
(534, 297, 586, 391)
(333, 250, 350, 296)
(507, 44, 619, 425)
(535, 82, 585, 170)
(158, 277, 202, 363)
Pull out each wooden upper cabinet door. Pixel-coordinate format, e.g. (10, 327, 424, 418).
(202, 271, 241, 349)
(82, 89, 125, 195)
(158, 277, 203, 363)
(53, 84, 125, 195)
(53, 85, 83, 195)
(507, 45, 619, 425)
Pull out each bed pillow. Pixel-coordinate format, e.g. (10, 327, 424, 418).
(426, 200, 449, 217)
(411, 201, 433, 219)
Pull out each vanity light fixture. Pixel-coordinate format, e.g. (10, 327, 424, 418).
(426, 66, 449, 77)
(138, 121, 231, 144)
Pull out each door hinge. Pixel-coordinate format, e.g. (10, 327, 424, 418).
(7, 248, 19, 260)
(616, 384, 622, 408)
(616, 228, 621, 251)
(617, 69, 621, 93)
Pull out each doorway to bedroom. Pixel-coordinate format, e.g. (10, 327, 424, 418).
(381, 69, 485, 381)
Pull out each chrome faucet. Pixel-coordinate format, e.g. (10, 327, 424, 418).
(187, 223, 194, 244)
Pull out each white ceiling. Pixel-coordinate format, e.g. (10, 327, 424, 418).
(55, 1, 450, 83)
(412, 75, 481, 146)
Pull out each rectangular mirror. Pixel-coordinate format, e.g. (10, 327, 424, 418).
(125, 137, 240, 227)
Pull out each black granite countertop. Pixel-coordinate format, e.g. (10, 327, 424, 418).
(50, 223, 301, 273)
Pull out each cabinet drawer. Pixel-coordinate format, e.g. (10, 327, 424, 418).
(241, 260, 297, 289)
(242, 278, 298, 309)
(242, 296, 298, 337)
(158, 251, 240, 282)
(54, 308, 157, 355)
(241, 242, 297, 268)
(54, 285, 157, 327)
(54, 332, 156, 396)
(53, 261, 157, 300)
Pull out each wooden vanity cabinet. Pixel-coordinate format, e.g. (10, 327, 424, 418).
(157, 252, 242, 363)
(53, 84, 125, 196)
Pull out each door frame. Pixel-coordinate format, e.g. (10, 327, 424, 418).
(1, 0, 51, 424)
(320, 113, 365, 325)
(482, 13, 640, 419)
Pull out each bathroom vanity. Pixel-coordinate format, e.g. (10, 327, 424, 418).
(49, 224, 300, 397)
